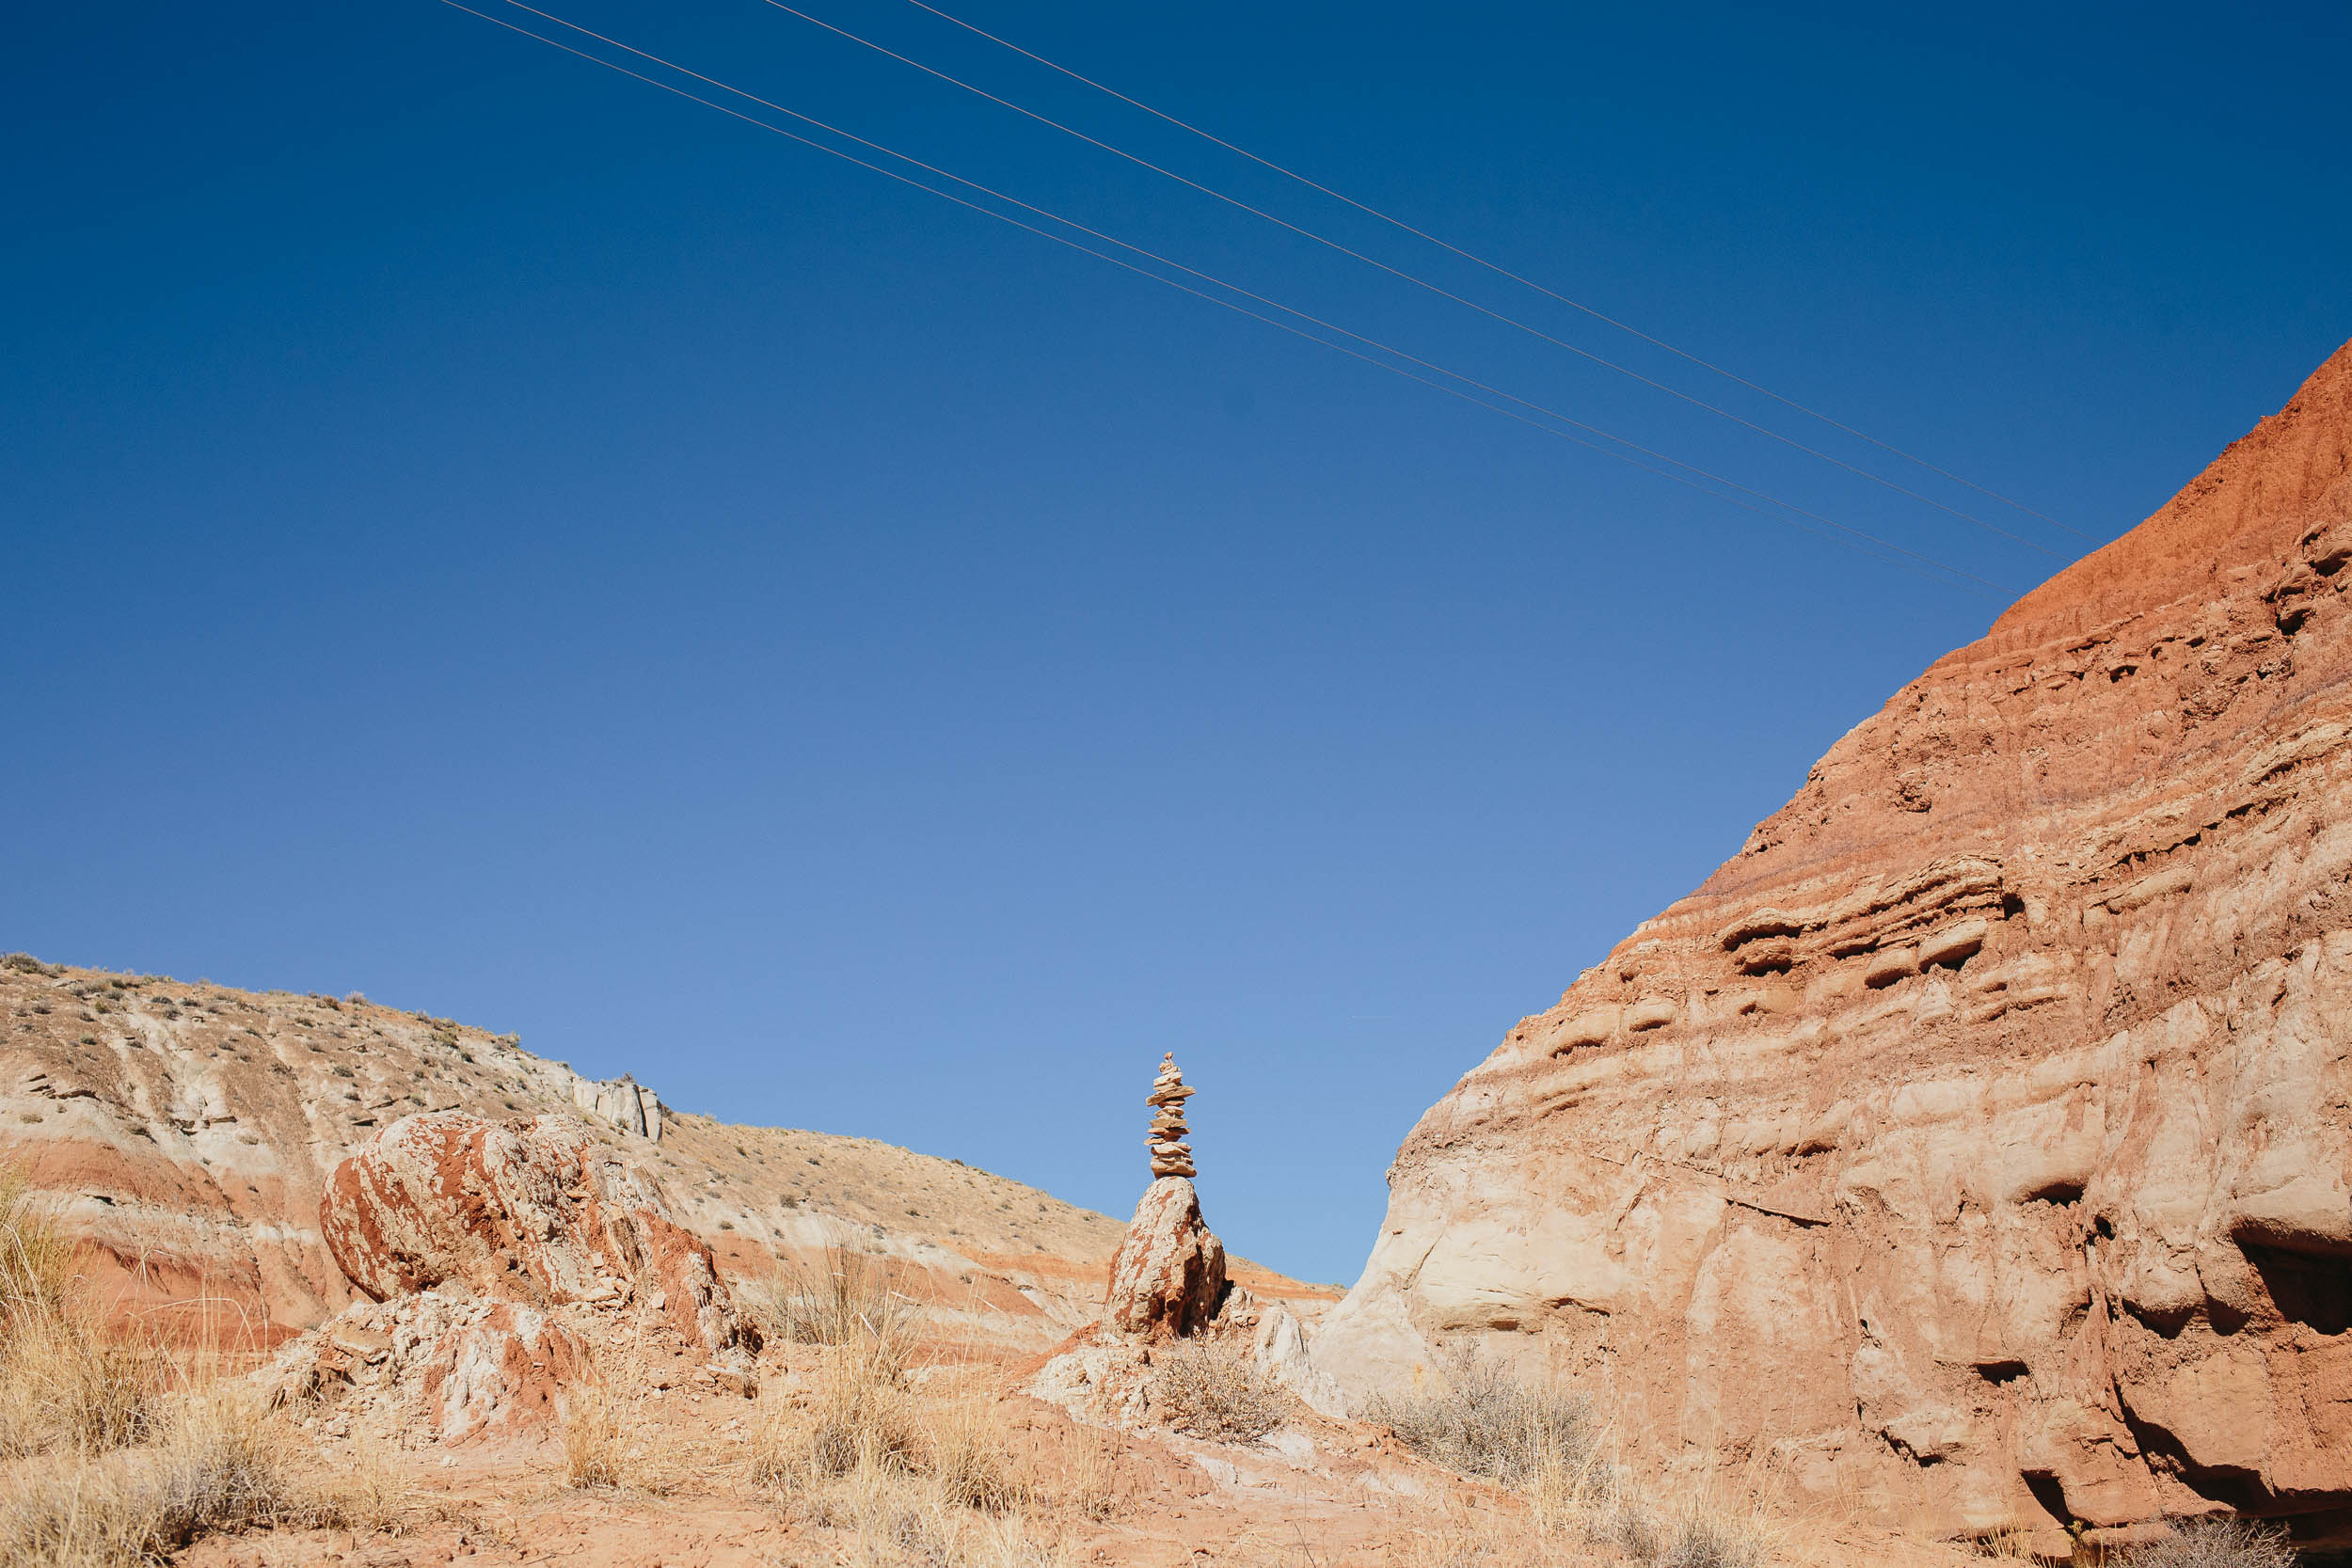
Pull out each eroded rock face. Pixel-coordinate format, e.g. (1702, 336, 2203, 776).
(1105, 1177, 1229, 1338)
(321, 1111, 755, 1355)
(1315, 340, 2352, 1551)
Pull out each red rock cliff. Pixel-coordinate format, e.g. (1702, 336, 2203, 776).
(1313, 340, 2352, 1555)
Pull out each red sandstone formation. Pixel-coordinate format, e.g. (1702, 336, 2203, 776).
(321, 1111, 755, 1354)
(1314, 340, 2352, 1555)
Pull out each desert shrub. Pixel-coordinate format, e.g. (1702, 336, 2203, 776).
(1153, 1341, 1291, 1443)
(1585, 1494, 1770, 1568)
(1655, 1507, 1768, 1568)
(1366, 1349, 1600, 1490)
(2122, 1518, 2298, 1568)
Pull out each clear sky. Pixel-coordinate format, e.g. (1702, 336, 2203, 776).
(4, 0, 2344, 1283)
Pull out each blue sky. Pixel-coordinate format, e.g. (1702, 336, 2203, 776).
(4, 0, 2344, 1283)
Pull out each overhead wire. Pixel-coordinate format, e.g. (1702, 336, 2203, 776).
(897, 0, 2090, 544)
(434, 0, 2006, 599)
(744, 0, 2065, 560)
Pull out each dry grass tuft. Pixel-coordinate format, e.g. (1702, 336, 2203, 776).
(796, 1452, 1070, 1568)
(560, 1374, 678, 1495)
(0, 1164, 77, 1326)
(2121, 1517, 2298, 1568)
(925, 1397, 1033, 1513)
(1153, 1341, 1291, 1443)
(745, 1248, 917, 1362)
(0, 1164, 163, 1464)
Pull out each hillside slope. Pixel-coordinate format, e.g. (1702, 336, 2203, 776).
(1311, 340, 2352, 1553)
(0, 963, 1322, 1348)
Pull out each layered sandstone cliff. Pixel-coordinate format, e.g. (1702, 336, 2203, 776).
(1314, 341, 2352, 1554)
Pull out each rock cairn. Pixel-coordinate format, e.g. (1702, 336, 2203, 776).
(1146, 1053, 1196, 1177)
(1105, 1053, 1227, 1337)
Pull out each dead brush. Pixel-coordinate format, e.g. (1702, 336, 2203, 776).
(1583, 1484, 1772, 1568)
(1366, 1349, 1600, 1492)
(1152, 1340, 1291, 1443)
(2120, 1517, 2298, 1568)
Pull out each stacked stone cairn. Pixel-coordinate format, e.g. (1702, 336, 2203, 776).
(1146, 1053, 1196, 1178)
(1104, 1053, 1226, 1337)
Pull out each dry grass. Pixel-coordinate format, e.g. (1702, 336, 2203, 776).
(0, 1161, 403, 1562)
(1050, 1425, 1123, 1522)
(2121, 1518, 2297, 1568)
(798, 1452, 1071, 1568)
(0, 1389, 339, 1567)
(744, 1247, 917, 1360)
(0, 1165, 165, 1464)
(926, 1396, 1034, 1513)
(1153, 1340, 1292, 1443)
(561, 1372, 680, 1496)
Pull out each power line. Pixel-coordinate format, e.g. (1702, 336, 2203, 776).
(897, 0, 2092, 544)
(434, 0, 2007, 599)
(469, 0, 2004, 593)
(745, 0, 2065, 560)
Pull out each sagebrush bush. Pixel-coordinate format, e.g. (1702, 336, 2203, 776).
(2122, 1517, 2298, 1568)
(1366, 1349, 1599, 1488)
(1153, 1342, 1291, 1443)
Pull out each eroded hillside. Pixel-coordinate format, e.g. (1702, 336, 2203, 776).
(0, 960, 1320, 1348)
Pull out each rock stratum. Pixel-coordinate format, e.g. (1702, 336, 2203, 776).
(1315, 340, 2352, 1553)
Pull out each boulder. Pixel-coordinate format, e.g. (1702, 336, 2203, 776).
(320, 1111, 755, 1354)
(1104, 1175, 1228, 1338)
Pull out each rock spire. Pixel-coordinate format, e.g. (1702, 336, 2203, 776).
(1145, 1053, 1196, 1178)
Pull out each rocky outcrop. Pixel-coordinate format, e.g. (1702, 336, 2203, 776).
(1105, 1177, 1229, 1338)
(567, 1070, 662, 1142)
(1314, 340, 2352, 1553)
(276, 1111, 755, 1448)
(321, 1111, 754, 1354)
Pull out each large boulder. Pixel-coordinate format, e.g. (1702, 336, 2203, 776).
(1104, 1176, 1228, 1338)
(320, 1111, 755, 1354)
